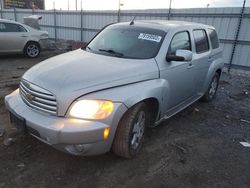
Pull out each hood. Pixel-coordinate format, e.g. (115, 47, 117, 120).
(23, 49, 159, 115)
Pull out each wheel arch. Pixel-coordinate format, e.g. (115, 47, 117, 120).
(202, 59, 224, 94)
(23, 40, 41, 50)
(118, 97, 160, 127)
(216, 68, 222, 76)
(142, 97, 160, 126)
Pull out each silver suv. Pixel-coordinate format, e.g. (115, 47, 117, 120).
(5, 21, 224, 158)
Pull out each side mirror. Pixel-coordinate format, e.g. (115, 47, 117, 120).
(166, 49, 192, 62)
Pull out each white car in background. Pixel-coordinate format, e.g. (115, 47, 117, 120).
(0, 19, 49, 58)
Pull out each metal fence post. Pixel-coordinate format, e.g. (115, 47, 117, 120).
(14, 8, 17, 21)
(0, 0, 3, 19)
(81, 9, 83, 41)
(228, 0, 246, 72)
(168, 0, 172, 20)
(117, 0, 121, 22)
(118, 9, 120, 22)
(54, 9, 57, 41)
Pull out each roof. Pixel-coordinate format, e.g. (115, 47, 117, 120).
(0, 19, 19, 24)
(115, 20, 213, 32)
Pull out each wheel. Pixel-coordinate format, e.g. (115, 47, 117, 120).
(201, 72, 220, 102)
(24, 42, 40, 58)
(112, 102, 150, 158)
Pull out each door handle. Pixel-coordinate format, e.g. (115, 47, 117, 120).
(208, 57, 214, 61)
(21, 35, 28, 37)
(187, 64, 194, 69)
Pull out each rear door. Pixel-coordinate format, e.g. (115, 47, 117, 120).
(0, 22, 28, 53)
(207, 28, 222, 67)
(191, 29, 211, 95)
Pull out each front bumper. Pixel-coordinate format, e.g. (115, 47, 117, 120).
(5, 89, 127, 156)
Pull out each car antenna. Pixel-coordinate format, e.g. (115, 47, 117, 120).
(129, 16, 136, 25)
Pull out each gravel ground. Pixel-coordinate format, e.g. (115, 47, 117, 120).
(0, 51, 249, 188)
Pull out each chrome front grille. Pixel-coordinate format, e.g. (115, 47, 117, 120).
(19, 80, 57, 115)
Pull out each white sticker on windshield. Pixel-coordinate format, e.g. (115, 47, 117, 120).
(138, 33, 162, 42)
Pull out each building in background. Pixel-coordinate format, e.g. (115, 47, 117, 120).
(3, 0, 44, 9)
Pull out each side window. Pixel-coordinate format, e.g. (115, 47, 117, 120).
(208, 29, 219, 49)
(4, 23, 27, 32)
(18, 25, 27, 32)
(193, 29, 209, 53)
(167, 31, 191, 55)
(0, 23, 6, 32)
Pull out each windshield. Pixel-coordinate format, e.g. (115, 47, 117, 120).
(86, 25, 166, 59)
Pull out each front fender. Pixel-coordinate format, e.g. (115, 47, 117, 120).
(71, 79, 169, 150)
(79, 79, 169, 117)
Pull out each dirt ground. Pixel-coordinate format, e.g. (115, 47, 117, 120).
(0, 51, 249, 188)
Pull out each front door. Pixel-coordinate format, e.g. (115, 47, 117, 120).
(160, 31, 196, 111)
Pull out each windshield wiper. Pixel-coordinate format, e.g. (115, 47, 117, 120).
(98, 49, 124, 57)
(86, 46, 92, 51)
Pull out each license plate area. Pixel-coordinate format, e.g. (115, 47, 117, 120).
(9, 112, 26, 132)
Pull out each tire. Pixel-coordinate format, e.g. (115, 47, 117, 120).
(201, 72, 220, 102)
(24, 42, 40, 58)
(112, 102, 150, 158)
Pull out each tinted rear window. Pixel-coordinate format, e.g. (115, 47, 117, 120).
(208, 29, 219, 49)
(193, 29, 209, 53)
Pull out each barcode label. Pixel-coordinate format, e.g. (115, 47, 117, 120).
(138, 33, 162, 42)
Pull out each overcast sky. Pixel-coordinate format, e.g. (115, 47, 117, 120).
(45, 0, 249, 10)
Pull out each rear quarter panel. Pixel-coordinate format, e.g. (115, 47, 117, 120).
(202, 47, 224, 93)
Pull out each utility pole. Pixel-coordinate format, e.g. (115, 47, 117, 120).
(118, 0, 121, 22)
(168, 0, 172, 20)
(80, 0, 83, 41)
(118, 0, 124, 22)
(0, 0, 3, 19)
(53, 1, 57, 40)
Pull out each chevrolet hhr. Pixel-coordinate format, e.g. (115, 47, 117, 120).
(5, 21, 224, 158)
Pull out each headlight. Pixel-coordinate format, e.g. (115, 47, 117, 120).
(69, 100, 114, 120)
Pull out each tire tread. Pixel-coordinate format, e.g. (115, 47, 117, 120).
(112, 102, 147, 158)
